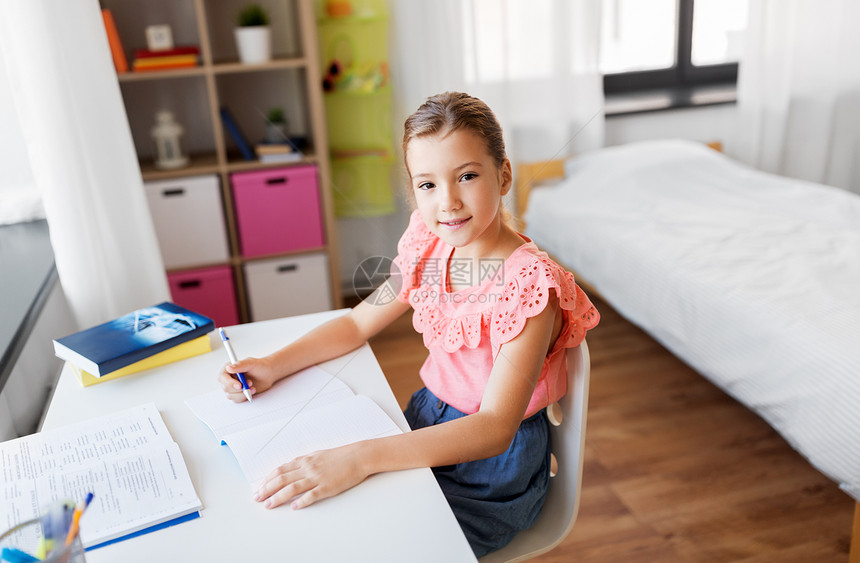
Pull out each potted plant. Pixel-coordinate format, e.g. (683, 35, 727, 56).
(265, 107, 287, 143)
(234, 4, 271, 64)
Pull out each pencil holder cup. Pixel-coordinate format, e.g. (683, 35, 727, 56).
(0, 517, 86, 563)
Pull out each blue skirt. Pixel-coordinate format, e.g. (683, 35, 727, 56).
(404, 387, 552, 558)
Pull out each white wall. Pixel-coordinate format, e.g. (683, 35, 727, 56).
(605, 103, 738, 147)
(335, 158, 411, 295)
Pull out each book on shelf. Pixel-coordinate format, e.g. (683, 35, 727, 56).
(0, 403, 202, 550)
(132, 55, 198, 72)
(101, 9, 128, 73)
(131, 62, 198, 72)
(131, 46, 200, 72)
(133, 45, 200, 59)
(53, 302, 214, 378)
(220, 107, 255, 161)
(71, 334, 211, 387)
(258, 153, 303, 163)
(255, 142, 303, 163)
(185, 365, 402, 486)
(255, 143, 292, 155)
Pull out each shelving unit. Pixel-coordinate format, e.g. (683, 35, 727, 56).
(102, 0, 341, 324)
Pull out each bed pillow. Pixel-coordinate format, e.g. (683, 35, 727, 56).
(563, 138, 724, 180)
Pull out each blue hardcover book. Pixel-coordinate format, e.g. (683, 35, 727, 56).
(220, 106, 255, 161)
(53, 302, 214, 377)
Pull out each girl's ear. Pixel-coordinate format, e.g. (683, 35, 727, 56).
(500, 159, 513, 196)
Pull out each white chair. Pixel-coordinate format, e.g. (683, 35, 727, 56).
(480, 342, 591, 563)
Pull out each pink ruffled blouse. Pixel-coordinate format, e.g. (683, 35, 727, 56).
(392, 211, 599, 419)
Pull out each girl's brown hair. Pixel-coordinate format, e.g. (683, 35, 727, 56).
(402, 92, 507, 174)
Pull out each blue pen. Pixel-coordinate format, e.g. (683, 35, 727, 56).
(219, 328, 253, 403)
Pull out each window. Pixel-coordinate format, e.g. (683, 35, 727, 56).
(691, 0, 748, 66)
(602, 0, 749, 93)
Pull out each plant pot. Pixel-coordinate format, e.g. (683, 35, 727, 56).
(234, 26, 271, 64)
(265, 122, 287, 143)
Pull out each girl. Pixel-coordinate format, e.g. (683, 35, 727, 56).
(218, 92, 599, 557)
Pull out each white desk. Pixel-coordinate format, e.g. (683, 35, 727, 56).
(42, 310, 476, 562)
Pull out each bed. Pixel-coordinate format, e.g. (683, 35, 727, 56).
(518, 139, 860, 555)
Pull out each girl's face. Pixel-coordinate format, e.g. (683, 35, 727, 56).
(406, 128, 512, 253)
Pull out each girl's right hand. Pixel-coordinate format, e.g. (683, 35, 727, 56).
(218, 356, 280, 402)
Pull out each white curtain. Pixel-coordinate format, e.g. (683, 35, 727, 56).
(728, 0, 860, 195)
(0, 0, 169, 329)
(390, 0, 604, 180)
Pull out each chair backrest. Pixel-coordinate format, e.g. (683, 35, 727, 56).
(480, 342, 591, 563)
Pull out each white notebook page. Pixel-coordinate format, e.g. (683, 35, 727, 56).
(185, 366, 354, 441)
(185, 367, 402, 486)
(225, 395, 402, 485)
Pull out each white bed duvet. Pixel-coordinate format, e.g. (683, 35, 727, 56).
(524, 139, 860, 501)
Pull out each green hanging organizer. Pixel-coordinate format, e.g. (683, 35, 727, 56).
(317, 0, 395, 218)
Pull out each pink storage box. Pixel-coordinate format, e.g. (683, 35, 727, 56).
(231, 165, 325, 258)
(168, 266, 240, 327)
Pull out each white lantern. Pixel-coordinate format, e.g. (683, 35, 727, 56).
(151, 110, 189, 170)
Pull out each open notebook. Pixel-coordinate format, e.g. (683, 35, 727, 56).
(0, 403, 201, 550)
(185, 366, 402, 486)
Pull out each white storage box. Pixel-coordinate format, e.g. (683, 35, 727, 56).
(145, 175, 230, 269)
(244, 253, 333, 321)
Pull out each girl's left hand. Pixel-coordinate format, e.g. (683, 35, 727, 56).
(254, 443, 369, 510)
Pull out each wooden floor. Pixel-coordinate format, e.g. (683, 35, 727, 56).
(366, 296, 855, 562)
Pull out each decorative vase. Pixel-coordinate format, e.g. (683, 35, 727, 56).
(234, 26, 271, 64)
